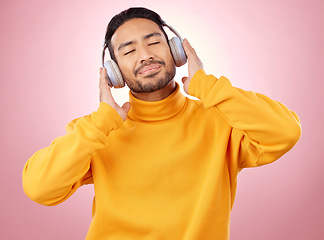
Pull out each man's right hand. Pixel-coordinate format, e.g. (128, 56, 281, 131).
(99, 67, 130, 121)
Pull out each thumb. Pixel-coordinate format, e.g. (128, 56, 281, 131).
(121, 102, 131, 113)
(181, 77, 190, 94)
(182, 77, 188, 84)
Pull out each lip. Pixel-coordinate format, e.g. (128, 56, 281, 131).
(138, 64, 161, 75)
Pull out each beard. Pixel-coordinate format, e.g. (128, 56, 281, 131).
(124, 60, 176, 93)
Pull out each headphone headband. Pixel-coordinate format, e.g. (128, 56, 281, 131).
(161, 21, 184, 42)
(102, 21, 184, 64)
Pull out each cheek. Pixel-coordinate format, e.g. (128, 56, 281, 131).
(162, 45, 173, 59)
(115, 51, 136, 78)
(162, 45, 175, 65)
(118, 61, 135, 79)
(165, 52, 176, 69)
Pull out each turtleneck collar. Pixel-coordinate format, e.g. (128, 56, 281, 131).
(128, 83, 187, 122)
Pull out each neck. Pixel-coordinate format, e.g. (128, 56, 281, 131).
(131, 80, 176, 102)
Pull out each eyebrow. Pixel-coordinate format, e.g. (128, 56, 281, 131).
(117, 32, 162, 51)
(117, 41, 134, 51)
(143, 32, 161, 40)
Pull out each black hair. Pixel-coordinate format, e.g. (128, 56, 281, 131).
(104, 7, 169, 62)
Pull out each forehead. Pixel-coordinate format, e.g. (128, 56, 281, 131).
(111, 18, 164, 48)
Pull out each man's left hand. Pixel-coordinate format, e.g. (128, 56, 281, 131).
(181, 38, 204, 94)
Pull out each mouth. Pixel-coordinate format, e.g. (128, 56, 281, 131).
(134, 60, 166, 77)
(138, 64, 161, 75)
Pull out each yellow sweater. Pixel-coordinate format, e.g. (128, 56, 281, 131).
(23, 69, 301, 240)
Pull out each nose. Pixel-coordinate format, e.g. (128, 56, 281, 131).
(137, 46, 154, 64)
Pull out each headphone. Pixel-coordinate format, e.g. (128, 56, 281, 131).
(102, 21, 187, 88)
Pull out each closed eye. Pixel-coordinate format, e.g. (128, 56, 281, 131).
(124, 49, 135, 56)
(148, 42, 160, 46)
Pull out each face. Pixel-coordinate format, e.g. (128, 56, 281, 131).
(111, 18, 176, 93)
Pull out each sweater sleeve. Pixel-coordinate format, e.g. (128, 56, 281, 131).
(188, 69, 301, 169)
(22, 102, 124, 206)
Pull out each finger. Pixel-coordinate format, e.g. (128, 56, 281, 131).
(183, 38, 198, 58)
(99, 67, 106, 78)
(99, 67, 112, 101)
(99, 67, 108, 85)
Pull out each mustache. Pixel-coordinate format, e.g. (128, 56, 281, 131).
(134, 60, 166, 77)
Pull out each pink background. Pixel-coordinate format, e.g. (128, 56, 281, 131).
(1, 0, 323, 239)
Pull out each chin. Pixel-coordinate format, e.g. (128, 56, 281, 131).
(126, 67, 176, 93)
(129, 78, 171, 93)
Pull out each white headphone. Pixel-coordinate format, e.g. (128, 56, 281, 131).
(102, 21, 187, 88)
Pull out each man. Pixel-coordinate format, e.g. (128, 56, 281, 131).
(23, 7, 301, 240)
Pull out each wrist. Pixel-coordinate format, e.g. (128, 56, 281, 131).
(91, 102, 124, 133)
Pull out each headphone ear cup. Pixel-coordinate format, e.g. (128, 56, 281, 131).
(103, 60, 125, 88)
(169, 37, 187, 67)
